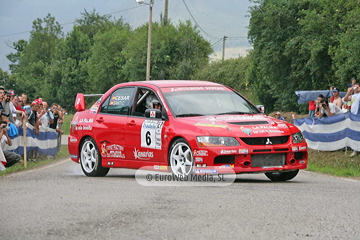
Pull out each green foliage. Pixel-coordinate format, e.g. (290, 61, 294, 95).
(248, 0, 360, 113)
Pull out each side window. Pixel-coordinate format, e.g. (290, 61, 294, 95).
(99, 87, 134, 115)
(132, 89, 160, 116)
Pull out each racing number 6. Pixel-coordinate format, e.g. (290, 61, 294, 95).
(146, 131, 151, 146)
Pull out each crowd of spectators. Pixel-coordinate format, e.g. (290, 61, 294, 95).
(0, 86, 65, 170)
(306, 78, 360, 157)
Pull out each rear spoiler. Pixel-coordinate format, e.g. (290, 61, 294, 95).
(74, 93, 103, 112)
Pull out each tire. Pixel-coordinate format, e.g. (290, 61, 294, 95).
(169, 138, 194, 176)
(265, 170, 299, 181)
(80, 137, 109, 177)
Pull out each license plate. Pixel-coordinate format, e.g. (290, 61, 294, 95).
(251, 153, 285, 167)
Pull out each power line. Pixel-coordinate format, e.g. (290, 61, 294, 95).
(0, 5, 144, 38)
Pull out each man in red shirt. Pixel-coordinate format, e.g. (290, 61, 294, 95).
(308, 100, 316, 118)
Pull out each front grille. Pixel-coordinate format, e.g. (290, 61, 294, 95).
(228, 121, 269, 125)
(240, 136, 289, 145)
(251, 153, 286, 167)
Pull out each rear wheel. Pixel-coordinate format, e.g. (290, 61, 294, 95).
(169, 138, 194, 176)
(80, 137, 109, 177)
(265, 170, 299, 181)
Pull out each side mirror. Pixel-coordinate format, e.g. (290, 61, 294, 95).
(256, 105, 265, 113)
(145, 109, 162, 119)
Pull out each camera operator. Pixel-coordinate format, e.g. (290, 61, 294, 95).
(314, 94, 325, 117)
(343, 83, 360, 115)
(317, 99, 342, 119)
(0, 121, 21, 169)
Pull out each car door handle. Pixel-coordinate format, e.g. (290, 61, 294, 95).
(96, 117, 104, 123)
(127, 120, 136, 126)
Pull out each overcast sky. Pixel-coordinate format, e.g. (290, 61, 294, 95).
(0, 0, 253, 72)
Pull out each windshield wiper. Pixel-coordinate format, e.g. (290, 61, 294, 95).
(216, 111, 249, 115)
(176, 113, 204, 117)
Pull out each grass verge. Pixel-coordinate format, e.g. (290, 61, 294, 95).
(307, 149, 360, 179)
(0, 145, 70, 177)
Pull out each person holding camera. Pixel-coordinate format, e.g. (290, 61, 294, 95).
(0, 121, 21, 169)
(317, 99, 342, 119)
(343, 83, 360, 115)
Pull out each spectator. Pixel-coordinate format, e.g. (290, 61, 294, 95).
(12, 95, 26, 125)
(343, 82, 360, 157)
(21, 93, 31, 115)
(331, 87, 343, 109)
(317, 99, 342, 119)
(0, 121, 21, 169)
(50, 103, 64, 134)
(350, 78, 356, 87)
(274, 111, 284, 120)
(28, 100, 40, 135)
(314, 94, 325, 117)
(2, 91, 13, 123)
(308, 100, 316, 118)
(42, 102, 54, 127)
(0, 86, 8, 122)
(37, 101, 48, 129)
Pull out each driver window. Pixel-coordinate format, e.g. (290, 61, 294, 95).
(132, 89, 160, 116)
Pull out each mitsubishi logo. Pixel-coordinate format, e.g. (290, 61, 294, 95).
(265, 138, 272, 145)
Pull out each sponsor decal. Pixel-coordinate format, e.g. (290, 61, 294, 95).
(193, 150, 208, 156)
(160, 165, 167, 170)
(71, 116, 79, 131)
(252, 129, 285, 134)
(299, 160, 306, 164)
(299, 146, 307, 151)
(69, 137, 77, 143)
(195, 122, 227, 128)
(239, 149, 248, 154)
(166, 86, 227, 92)
(220, 149, 237, 154)
(240, 127, 252, 136)
(154, 165, 160, 170)
(195, 157, 203, 162)
(292, 146, 299, 152)
(133, 148, 154, 160)
(265, 138, 273, 145)
(79, 118, 94, 123)
(70, 154, 78, 159)
(150, 110, 156, 118)
(101, 141, 126, 158)
(108, 162, 114, 166)
(141, 120, 164, 149)
(262, 166, 283, 169)
(195, 169, 218, 174)
(219, 164, 234, 168)
(252, 126, 277, 129)
(89, 105, 99, 113)
(75, 125, 92, 131)
(206, 115, 266, 122)
(196, 164, 207, 168)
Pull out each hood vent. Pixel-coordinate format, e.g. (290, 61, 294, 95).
(228, 121, 269, 125)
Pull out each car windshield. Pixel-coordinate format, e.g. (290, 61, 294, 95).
(162, 89, 260, 117)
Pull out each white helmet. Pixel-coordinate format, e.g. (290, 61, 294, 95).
(145, 94, 160, 109)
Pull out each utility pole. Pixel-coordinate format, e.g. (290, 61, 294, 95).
(164, 0, 169, 25)
(222, 36, 227, 61)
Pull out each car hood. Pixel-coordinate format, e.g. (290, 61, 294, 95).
(175, 114, 292, 137)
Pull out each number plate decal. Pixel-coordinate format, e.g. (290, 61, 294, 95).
(141, 120, 164, 149)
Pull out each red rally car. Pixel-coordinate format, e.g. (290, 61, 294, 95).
(68, 80, 307, 181)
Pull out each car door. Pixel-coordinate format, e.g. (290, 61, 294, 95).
(93, 87, 135, 162)
(125, 88, 165, 164)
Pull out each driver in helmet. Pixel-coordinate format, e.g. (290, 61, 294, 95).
(145, 94, 162, 110)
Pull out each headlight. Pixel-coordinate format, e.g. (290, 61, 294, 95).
(197, 136, 240, 147)
(292, 132, 305, 143)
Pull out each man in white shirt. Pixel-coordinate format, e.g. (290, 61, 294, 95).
(0, 121, 21, 168)
(318, 99, 342, 119)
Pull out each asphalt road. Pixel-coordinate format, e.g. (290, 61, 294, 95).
(0, 159, 359, 240)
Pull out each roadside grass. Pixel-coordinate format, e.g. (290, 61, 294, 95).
(0, 145, 69, 177)
(1, 113, 359, 179)
(307, 149, 360, 179)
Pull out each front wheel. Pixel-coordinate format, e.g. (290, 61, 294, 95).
(169, 138, 194, 176)
(80, 137, 109, 177)
(265, 170, 299, 181)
